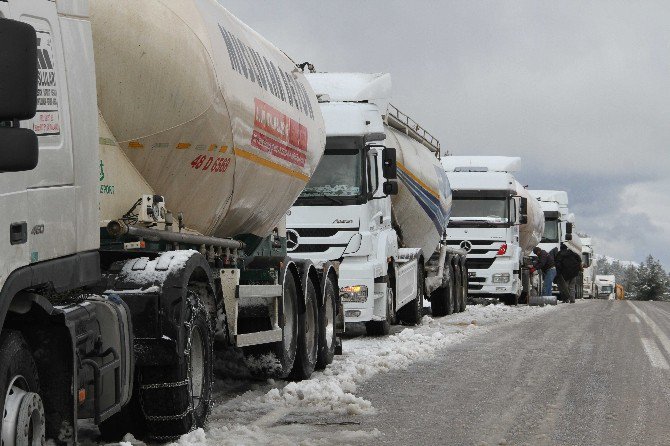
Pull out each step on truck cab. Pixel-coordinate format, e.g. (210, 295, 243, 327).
(442, 157, 545, 305)
(287, 73, 467, 336)
(0, 1, 341, 443)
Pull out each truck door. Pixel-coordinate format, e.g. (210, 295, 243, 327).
(10, 0, 77, 264)
(0, 0, 31, 287)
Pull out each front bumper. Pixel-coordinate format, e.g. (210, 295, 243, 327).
(467, 257, 520, 296)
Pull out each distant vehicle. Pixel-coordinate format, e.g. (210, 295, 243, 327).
(581, 237, 597, 298)
(596, 275, 616, 299)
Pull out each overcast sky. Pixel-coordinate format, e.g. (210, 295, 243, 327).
(223, 0, 670, 268)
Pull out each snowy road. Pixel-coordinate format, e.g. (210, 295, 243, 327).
(350, 300, 670, 446)
(99, 300, 670, 446)
(165, 303, 558, 446)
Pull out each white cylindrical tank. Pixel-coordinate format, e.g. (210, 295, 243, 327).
(90, 0, 326, 238)
(385, 126, 451, 260)
(515, 182, 545, 255)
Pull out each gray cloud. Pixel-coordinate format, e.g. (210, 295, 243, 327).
(222, 0, 670, 267)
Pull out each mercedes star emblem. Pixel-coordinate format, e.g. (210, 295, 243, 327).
(459, 240, 473, 252)
(286, 229, 299, 252)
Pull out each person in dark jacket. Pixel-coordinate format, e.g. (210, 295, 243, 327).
(532, 247, 556, 296)
(554, 243, 582, 303)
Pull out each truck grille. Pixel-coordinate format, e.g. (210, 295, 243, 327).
(291, 244, 347, 253)
(466, 258, 496, 270)
(295, 228, 346, 237)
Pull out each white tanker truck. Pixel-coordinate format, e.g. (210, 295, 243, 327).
(442, 157, 545, 305)
(0, 1, 340, 443)
(287, 73, 468, 336)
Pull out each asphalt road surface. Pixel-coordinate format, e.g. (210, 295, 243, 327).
(354, 300, 670, 446)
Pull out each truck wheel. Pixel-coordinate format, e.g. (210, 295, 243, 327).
(397, 263, 425, 325)
(461, 263, 468, 311)
(0, 330, 45, 446)
(365, 279, 393, 336)
(316, 275, 337, 370)
(138, 290, 213, 441)
(291, 279, 319, 380)
(502, 294, 519, 306)
(453, 264, 463, 313)
(430, 265, 455, 317)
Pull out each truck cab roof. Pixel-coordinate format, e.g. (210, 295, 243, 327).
(446, 170, 517, 194)
(442, 156, 521, 173)
(306, 72, 391, 110)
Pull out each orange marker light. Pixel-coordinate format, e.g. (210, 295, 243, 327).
(128, 141, 144, 149)
(176, 143, 191, 150)
(78, 388, 86, 404)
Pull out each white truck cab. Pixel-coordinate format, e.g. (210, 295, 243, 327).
(442, 157, 542, 304)
(288, 73, 467, 335)
(530, 190, 584, 298)
(596, 275, 616, 299)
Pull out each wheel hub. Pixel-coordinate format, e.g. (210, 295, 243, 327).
(2, 377, 45, 446)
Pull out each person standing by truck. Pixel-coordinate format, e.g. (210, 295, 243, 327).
(554, 243, 582, 303)
(532, 247, 556, 296)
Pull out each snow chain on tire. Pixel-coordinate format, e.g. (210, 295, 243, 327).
(138, 291, 213, 441)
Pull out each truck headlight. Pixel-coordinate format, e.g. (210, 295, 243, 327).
(492, 273, 510, 283)
(340, 285, 368, 302)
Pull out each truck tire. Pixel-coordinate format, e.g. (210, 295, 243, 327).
(316, 275, 337, 370)
(365, 279, 394, 336)
(291, 279, 319, 380)
(430, 265, 455, 317)
(502, 293, 519, 306)
(0, 330, 45, 446)
(138, 289, 213, 441)
(453, 264, 463, 313)
(461, 262, 468, 311)
(397, 263, 425, 325)
(244, 271, 299, 379)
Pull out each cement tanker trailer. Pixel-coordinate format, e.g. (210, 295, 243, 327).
(0, 1, 339, 443)
(288, 73, 468, 336)
(443, 156, 544, 304)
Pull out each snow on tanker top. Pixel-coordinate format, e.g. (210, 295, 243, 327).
(90, 0, 326, 238)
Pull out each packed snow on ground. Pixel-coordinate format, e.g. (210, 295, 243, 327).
(162, 303, 556, 446)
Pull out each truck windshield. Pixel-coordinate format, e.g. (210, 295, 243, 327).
(297, 137, 364, 204)
(542, 219, 559, 243)
(450, 198, 509, 221)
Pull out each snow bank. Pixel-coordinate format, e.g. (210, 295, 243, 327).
(171, 304, 555, 446)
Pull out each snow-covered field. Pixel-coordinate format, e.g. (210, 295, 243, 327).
(130, 303, 554, 446)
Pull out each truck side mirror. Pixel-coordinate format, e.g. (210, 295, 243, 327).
(0, 18, 39, 172)
(519, 215, 528, 225)
(383, 180, 398, 196)
(382, 147, 397, 179)
(565, 233, 573, 241)
(566, 222, 573, 234)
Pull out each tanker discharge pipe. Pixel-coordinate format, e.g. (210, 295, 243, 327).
(107, 220, 246, 250)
